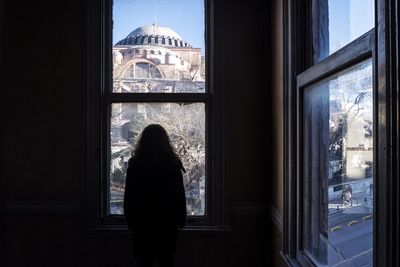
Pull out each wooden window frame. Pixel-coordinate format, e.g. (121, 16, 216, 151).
(282, 0, 400, 266)
(85, 0, 230, 233)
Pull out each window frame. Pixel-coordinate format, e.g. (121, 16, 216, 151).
(85, 0, 230, 232)
(282, 0, 400, 266)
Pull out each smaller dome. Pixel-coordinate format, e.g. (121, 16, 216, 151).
(127, 24, 182, 40)
(113, 51, 123, 64)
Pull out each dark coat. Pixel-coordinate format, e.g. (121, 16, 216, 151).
(123, 155, 187, 258)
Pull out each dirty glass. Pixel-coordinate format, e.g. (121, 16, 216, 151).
(302, 59, 373, 266)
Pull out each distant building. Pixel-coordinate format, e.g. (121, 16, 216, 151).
(112, 24, 205, 93)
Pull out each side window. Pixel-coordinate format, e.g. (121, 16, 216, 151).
(301, 1, 375, 264)
(283, 0, 377, 266)
(300, 59, 373, 265)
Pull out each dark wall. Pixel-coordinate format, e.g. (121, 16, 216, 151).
(0, 1, 273, 266)
(270, 0, 285, 266)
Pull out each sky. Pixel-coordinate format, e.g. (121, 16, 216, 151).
(113, 0, 205, 52)
(113, 0, 374, 59)
(328, 0, 374, 55)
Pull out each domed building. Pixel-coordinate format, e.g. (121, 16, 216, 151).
(112, 24, 205, 93)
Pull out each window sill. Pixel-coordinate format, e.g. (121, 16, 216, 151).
(280, 252, 302, 267)
(85, 224, 231, 236)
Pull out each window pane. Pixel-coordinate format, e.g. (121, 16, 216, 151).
(109, 102, 206, 216)
(302, 59, 373, 265)
(314, 0, 374, 61)
(112, 0, 205, 93)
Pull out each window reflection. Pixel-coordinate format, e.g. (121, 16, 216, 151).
(302, 59, 373, 266)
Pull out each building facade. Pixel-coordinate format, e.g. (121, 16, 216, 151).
(112, 24, 205, 93)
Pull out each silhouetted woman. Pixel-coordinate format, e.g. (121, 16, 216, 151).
(124, 124, 187, 267)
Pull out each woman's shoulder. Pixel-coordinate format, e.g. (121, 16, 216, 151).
(156, 155, 184, 172)
(128, 156, 139, 169)
(129, 154, 185, 172)
(167, 157, 186, 173)
(176, 159, 186, 173)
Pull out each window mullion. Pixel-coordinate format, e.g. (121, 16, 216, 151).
(298, 30, 374, 88)
(104, 93, 209, 103)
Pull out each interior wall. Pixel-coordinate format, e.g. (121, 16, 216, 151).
(227, 0, 271, 265)
(0, 0, 273, 266)
(270, 0, 285, 266)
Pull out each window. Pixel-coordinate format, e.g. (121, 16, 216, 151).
(109, 0, 207, 218)
(282, 0, 400, 266)
(86, 0, 227, 230)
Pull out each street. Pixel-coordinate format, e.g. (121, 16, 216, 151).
(326, 189, 373, 266)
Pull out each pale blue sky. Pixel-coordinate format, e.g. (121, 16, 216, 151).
(113, 0, 205, 52)
(113, 0, 374, 58)
(328, 0, 374, 54)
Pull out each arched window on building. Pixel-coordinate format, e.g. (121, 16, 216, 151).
(134, 62, 162, 79)
(124, 64, 134, 78)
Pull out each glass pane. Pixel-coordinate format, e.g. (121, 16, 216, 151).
(302, 59, 373, 266)
(109, 102, 206, 216)
(112, 0, 205, 93)
(314, 0, 374, 61)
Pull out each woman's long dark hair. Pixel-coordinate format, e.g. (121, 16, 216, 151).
(133, 124, 180, 163)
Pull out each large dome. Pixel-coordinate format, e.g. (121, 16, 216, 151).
(127, 24, 182, 40)
(116, 24, 191, 48)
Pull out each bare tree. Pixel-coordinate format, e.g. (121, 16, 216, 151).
(110, 102, 206, 214)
